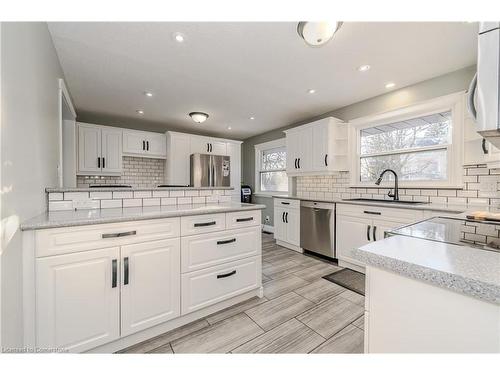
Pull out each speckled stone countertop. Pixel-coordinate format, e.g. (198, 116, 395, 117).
(47, 186, 234, 193)
(352, 236, 500, 305)
(21, 202, 265, 231)
(272, 194, 488, 213)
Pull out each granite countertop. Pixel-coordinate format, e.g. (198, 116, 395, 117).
(272, 194, 488, 214)
(352, 236, 500, 305)
(21, 202, 265, 231)
(47, 186, 234, 193)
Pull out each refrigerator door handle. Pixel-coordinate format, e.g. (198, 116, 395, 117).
(467, 73, 478, 120)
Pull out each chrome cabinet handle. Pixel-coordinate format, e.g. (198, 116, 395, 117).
(124, 257, 129, 285)
(194, 221, 216, 227)
(367, 225, 371, 241)
(482, 139, 489, 154)
(236, 217, 253, 222)
(111, 259, 117, 288)
(467, 72, 477, 120)
(102, 230, 137, 238)
(217, 270, 236, 279)
(217, 238, 236, 245)
(373, 226, 377, 241)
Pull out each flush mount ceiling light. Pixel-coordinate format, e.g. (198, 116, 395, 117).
(173, 32, 185, 43)
(358, 64, 371, 72)
(136, 110, 144, 115)
(297, 21, 342, 47)
(189, 112, 209, 123)
(385, 82, 396, 89)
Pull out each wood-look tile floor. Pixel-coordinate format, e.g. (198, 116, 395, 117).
(118, 233, 365, 354)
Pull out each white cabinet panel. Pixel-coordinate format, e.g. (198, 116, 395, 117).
(181, 227, 260, 273)
(180, 213, 226, 236)
(78, 124, 101, 173)
(273, 199, 300, 249)
(181, 256, 261, 314)
(191, 136, 211, 154)
(336, 215, 371, 267)
(286, 131, 301, 174)
(226, 142, 241, 190)
(225, 210, 261, 229)
(312, 122, 329, 171)
(36, 247, 120, 352)
(101, 128, 122, 173)
(120, 238, 180, 336)
(123, 131, 146, 155)
(273, 207, 287, 242)
(210, 140, 227, 155)
(285, 210, 300, 246)
(123, 130, 166, 158)
(166, 132, 191, 186)
(147, 132, 167, 157)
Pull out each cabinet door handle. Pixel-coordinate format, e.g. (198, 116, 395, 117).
(294, 158, 297, 169)
(111, 259, 117, 288)
(363, 210, 381, 215)
(124, 257, 129, 285)
(210, 143, 213, 152)
(325, 154, 328, 166)
(194, 221, 216, 227)
(367, 225, 371, 241)
(285, 212, 288, 223)
(282, 212, 285, 223)
(102, 230, 137, 238)
(298, 158, 300, 169)
(236, 217, 253, 222)
(207, 143, 210, 152)
(102, 157, 105, 169)
(217, 238, 236, 245)
(143, 140, 146, 150)
(373, 226, 377, 241)
(97, 157, 100, 168)
(281, 201, 290, 205)
(217, 270, 236, 279)
(147, 141, 150, 151)
(482, 139, 489, 154)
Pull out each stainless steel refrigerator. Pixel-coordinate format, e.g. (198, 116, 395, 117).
(190, 153, 231, 187)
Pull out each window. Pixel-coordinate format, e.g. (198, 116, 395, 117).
(350, 93, 464, 188)
(255, 139, 288, 194)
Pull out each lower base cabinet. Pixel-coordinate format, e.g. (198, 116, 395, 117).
(27, 212, 262, 353)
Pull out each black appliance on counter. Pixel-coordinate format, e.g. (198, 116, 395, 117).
(241, 185, 252, 203)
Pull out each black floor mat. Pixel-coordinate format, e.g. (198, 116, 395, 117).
(323, 268, 365, 296)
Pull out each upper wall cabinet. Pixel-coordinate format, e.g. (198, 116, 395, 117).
(284, 117, 348, 176)
(190, 136, 227, 155)
(77, 122, 122, 176)
(123, 130, 166, 159)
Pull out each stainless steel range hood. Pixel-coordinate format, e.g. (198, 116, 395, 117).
(468, 22, 500, 148)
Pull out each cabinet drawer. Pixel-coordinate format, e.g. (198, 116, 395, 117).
(274, 198, 300, 209)
(336, 203, 423, 221)
(181, 256, 261, 314)
(180, 213, 226, 236)
(225, 210, 261, 229)
(181, 227, 261, 273)
(35, 218, 180, 257)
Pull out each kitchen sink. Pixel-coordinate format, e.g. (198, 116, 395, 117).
(342, 198, 428, 205)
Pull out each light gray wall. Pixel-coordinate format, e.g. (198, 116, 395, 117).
(1, 22, 65, 348)
(242, 65, 476, 227)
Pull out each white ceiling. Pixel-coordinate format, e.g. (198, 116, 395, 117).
(48, 22, 478, 140)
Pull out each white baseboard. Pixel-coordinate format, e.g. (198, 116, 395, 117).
(262, 224, 274, 233)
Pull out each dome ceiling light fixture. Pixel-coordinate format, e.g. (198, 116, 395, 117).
(189, 112, 209, 124)
(297, 21, 343, 47)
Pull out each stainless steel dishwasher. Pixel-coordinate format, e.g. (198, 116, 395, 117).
(300, 201, 335, 259)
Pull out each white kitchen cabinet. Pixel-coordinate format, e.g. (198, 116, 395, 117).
(273, 199, 301, 252)
(36, 246, 120, 353)
(284, 117, 347, 175)
(77, 122, 122, 175)
(166, 132, 191, 186)
(336, 204, 423, 272)
(190, 136, 227, 155)
(120, 238, 180, 336)
(226, 141, 242, 201)
(123, 129, 166, 159)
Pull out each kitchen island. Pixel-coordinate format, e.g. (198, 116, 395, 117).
(21, 202, 265, 353)
(352, 234, 500, 353)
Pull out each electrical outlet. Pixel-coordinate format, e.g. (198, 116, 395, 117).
(265, 215, 270, 223)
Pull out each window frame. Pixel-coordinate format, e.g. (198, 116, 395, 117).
(349, 92, 465, 188)
(254, 138, 290, 196)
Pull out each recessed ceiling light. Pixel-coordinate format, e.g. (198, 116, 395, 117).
(358, 64, 371, 72)
(173, 32, 185, 43)
(227, 126, 232, 130)
(307, 89, 316, 94)
(136, 110, 144, 115)
(144, 91, 153, 97)
(189, 112, 209, 123)
(385, 82, 396, 89)
(249, 116, 255, 120)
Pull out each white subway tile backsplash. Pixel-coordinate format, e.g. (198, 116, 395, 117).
(185, 190, 199, 197)
(153, 191, 170, 197)
(64, 192, 89, 201)
(134, 191, 152, 198)
(90, 191, 112, 199)
(206, 196, 219, 203)
(49, 193, 63, 201)
(123, 198, 142, 207)
(143, 198, 161, 206)
(199, 190, 212, 196)
(218, 195, 231, 202)
(100, 199, 122, 209)
(170, 190, 185, 197)
(192, 196, 206, 204)
(161, 197, 177, 206)
(49, 201, 73, 211)
(113, 191, 133, 199)
(177, 197, 192, 205)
